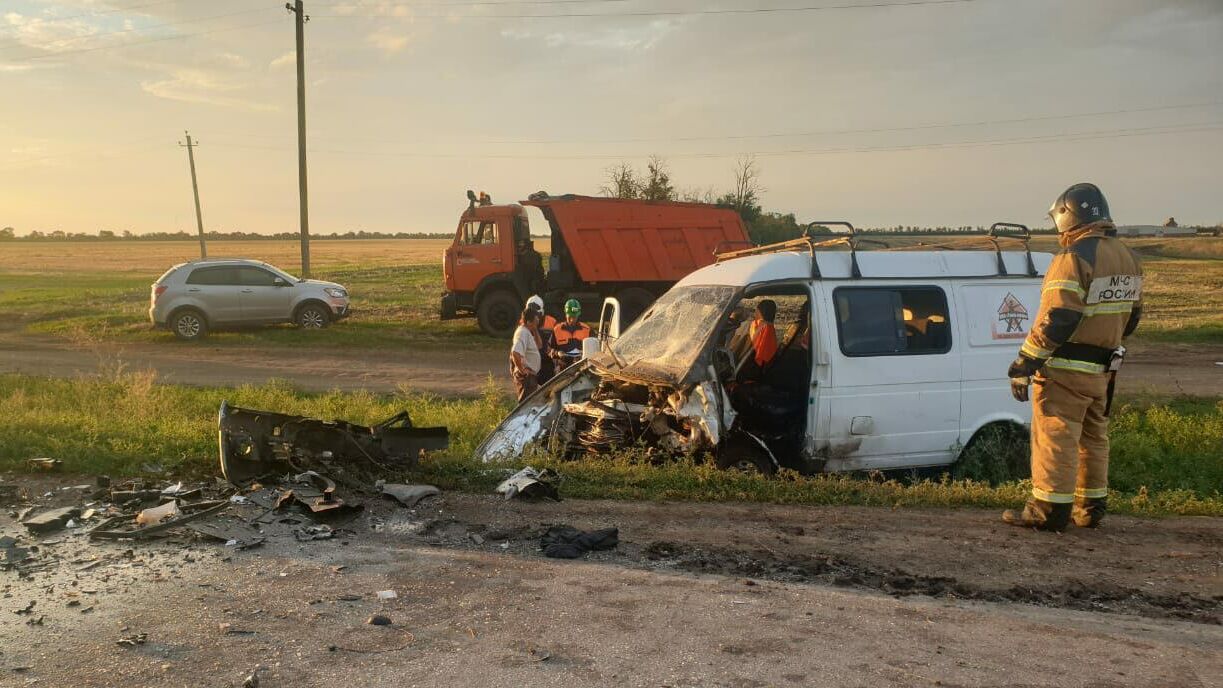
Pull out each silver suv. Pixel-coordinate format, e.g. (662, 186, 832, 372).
(149, 259, 350, 340)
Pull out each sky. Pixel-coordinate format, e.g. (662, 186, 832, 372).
(1, 0, 1221, 236)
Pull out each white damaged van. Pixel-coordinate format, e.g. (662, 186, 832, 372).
(476, 225, 1052, 474)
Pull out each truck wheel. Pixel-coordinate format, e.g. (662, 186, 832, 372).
(170, 308, 208, 341)
(477, 291, 522, 338)
(615, 287, 655, 327)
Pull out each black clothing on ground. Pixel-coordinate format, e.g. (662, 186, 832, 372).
(540, 525, 619, 559)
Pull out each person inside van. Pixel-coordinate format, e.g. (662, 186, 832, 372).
(749, 299, 779, 370)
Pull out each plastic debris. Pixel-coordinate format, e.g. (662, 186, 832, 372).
(376, 590, 397, 600)
(136, 501, 181, 527)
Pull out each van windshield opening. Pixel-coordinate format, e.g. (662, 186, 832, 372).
(605, 285, 737, 379)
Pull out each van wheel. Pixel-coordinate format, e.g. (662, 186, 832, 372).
(478, 291, 522, 338)
(951, 422, 1029, 484)
(715, 434, 778, 476)
(615, 287, 655, 327)
(296, 303, 330, 329)
(171, 309, 208, 341)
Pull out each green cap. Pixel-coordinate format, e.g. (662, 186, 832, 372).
(564, 298, 581, 317)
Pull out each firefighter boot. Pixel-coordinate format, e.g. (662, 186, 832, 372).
(1002, 499, 1072, 532)
(1072, 497, 1107, 528)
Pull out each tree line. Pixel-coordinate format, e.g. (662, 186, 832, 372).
(597, 154, 821, 245)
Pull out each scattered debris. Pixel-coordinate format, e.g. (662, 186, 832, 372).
(22, 506, 80, 534)
(26, 458, 62, 471)
(219, 623, 256, 636)
(13, 600, 36, 615)
(186, 516, 265, 550)
(242, 666, 262, 688)
(117, 632, 148, 647)
(217, 402, 449, 485)
(376, 590, 398, 601)
(540, 525, 619, 559)
(135, 500, 181, 526)
(293, 524, 335, 542)
(366, 614, 392, 626)
(496, 467, 561, 501)
(379, 483, 440, 508)
(90, 501, 228, 541)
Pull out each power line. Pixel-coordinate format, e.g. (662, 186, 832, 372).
(312, 0, 977, 18)
(476, 100, 1223, 145)
(2, 17, 285, 62)
(0, 6, 280, 57)
(200, 99, 1223, 148)
(203, 120, 1223, 161)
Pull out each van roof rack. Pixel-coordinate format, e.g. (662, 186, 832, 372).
(714, 221, 1037, 278)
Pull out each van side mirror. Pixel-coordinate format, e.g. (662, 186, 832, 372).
(599, 297, 621, 349)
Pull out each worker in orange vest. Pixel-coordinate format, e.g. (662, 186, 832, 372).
(551, 299, 591, 370)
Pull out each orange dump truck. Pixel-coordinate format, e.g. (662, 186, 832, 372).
(441, 192, 750, 337)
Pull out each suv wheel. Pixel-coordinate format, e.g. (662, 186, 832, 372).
(171, 309, 208, 341)
(296, 303, 330, 329)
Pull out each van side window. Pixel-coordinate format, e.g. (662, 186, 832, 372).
(834, 287, 951, 356)
(185, 266, 238, 285)
(461, 221, 498, 245)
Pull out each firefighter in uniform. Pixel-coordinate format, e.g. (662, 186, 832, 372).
(1004, 183, 1143, 531)
(551, 299, 591, 370)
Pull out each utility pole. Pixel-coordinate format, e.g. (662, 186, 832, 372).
(286, 0, 311, 278)
(179, 131, 207, 259)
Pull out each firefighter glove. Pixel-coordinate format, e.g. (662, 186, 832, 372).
(1007, 354, 1043, 379)
(1010, 377, 1030, 403)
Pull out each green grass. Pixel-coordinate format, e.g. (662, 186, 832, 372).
(1, 373, 1218, 516)
(2, 264, 495, 351)
(5, 246, 1221, 351)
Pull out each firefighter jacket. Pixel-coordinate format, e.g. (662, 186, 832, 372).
(1019, 223, 1143, 374)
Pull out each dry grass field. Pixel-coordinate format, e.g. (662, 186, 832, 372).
(0, 239, 454, 274)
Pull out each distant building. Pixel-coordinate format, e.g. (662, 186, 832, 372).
(1115, 224, 1196, 237)
(1163, 217, 1178, 228)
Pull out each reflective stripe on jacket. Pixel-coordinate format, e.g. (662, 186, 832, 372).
(1020, 223, 1143, 371)
(553, 320, 591, 355)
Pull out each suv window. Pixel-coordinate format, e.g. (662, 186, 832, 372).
(185, 266, 240, 285)
(237, 266, 280, 287)
(834, 287, 951, 356)
(461, 220, 498, 245)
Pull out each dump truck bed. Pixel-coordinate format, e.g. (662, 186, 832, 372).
(523, 195, 749, 284)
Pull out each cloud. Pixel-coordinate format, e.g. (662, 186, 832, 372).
(501, 19, 680, 53)
(270, 51, 295, 70)
(366, 27, 411, 55)
(141, 67, 277, 112)
(3, 11, 100, 53)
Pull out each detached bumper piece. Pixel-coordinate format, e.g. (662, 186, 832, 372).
(217, 401, 450, 486)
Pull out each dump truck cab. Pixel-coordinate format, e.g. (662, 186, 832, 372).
(441, 198, 540, 337)
(475, 224, 1053, 476)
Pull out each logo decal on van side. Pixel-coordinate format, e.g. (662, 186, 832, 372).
(994, 292, 1029, 339)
